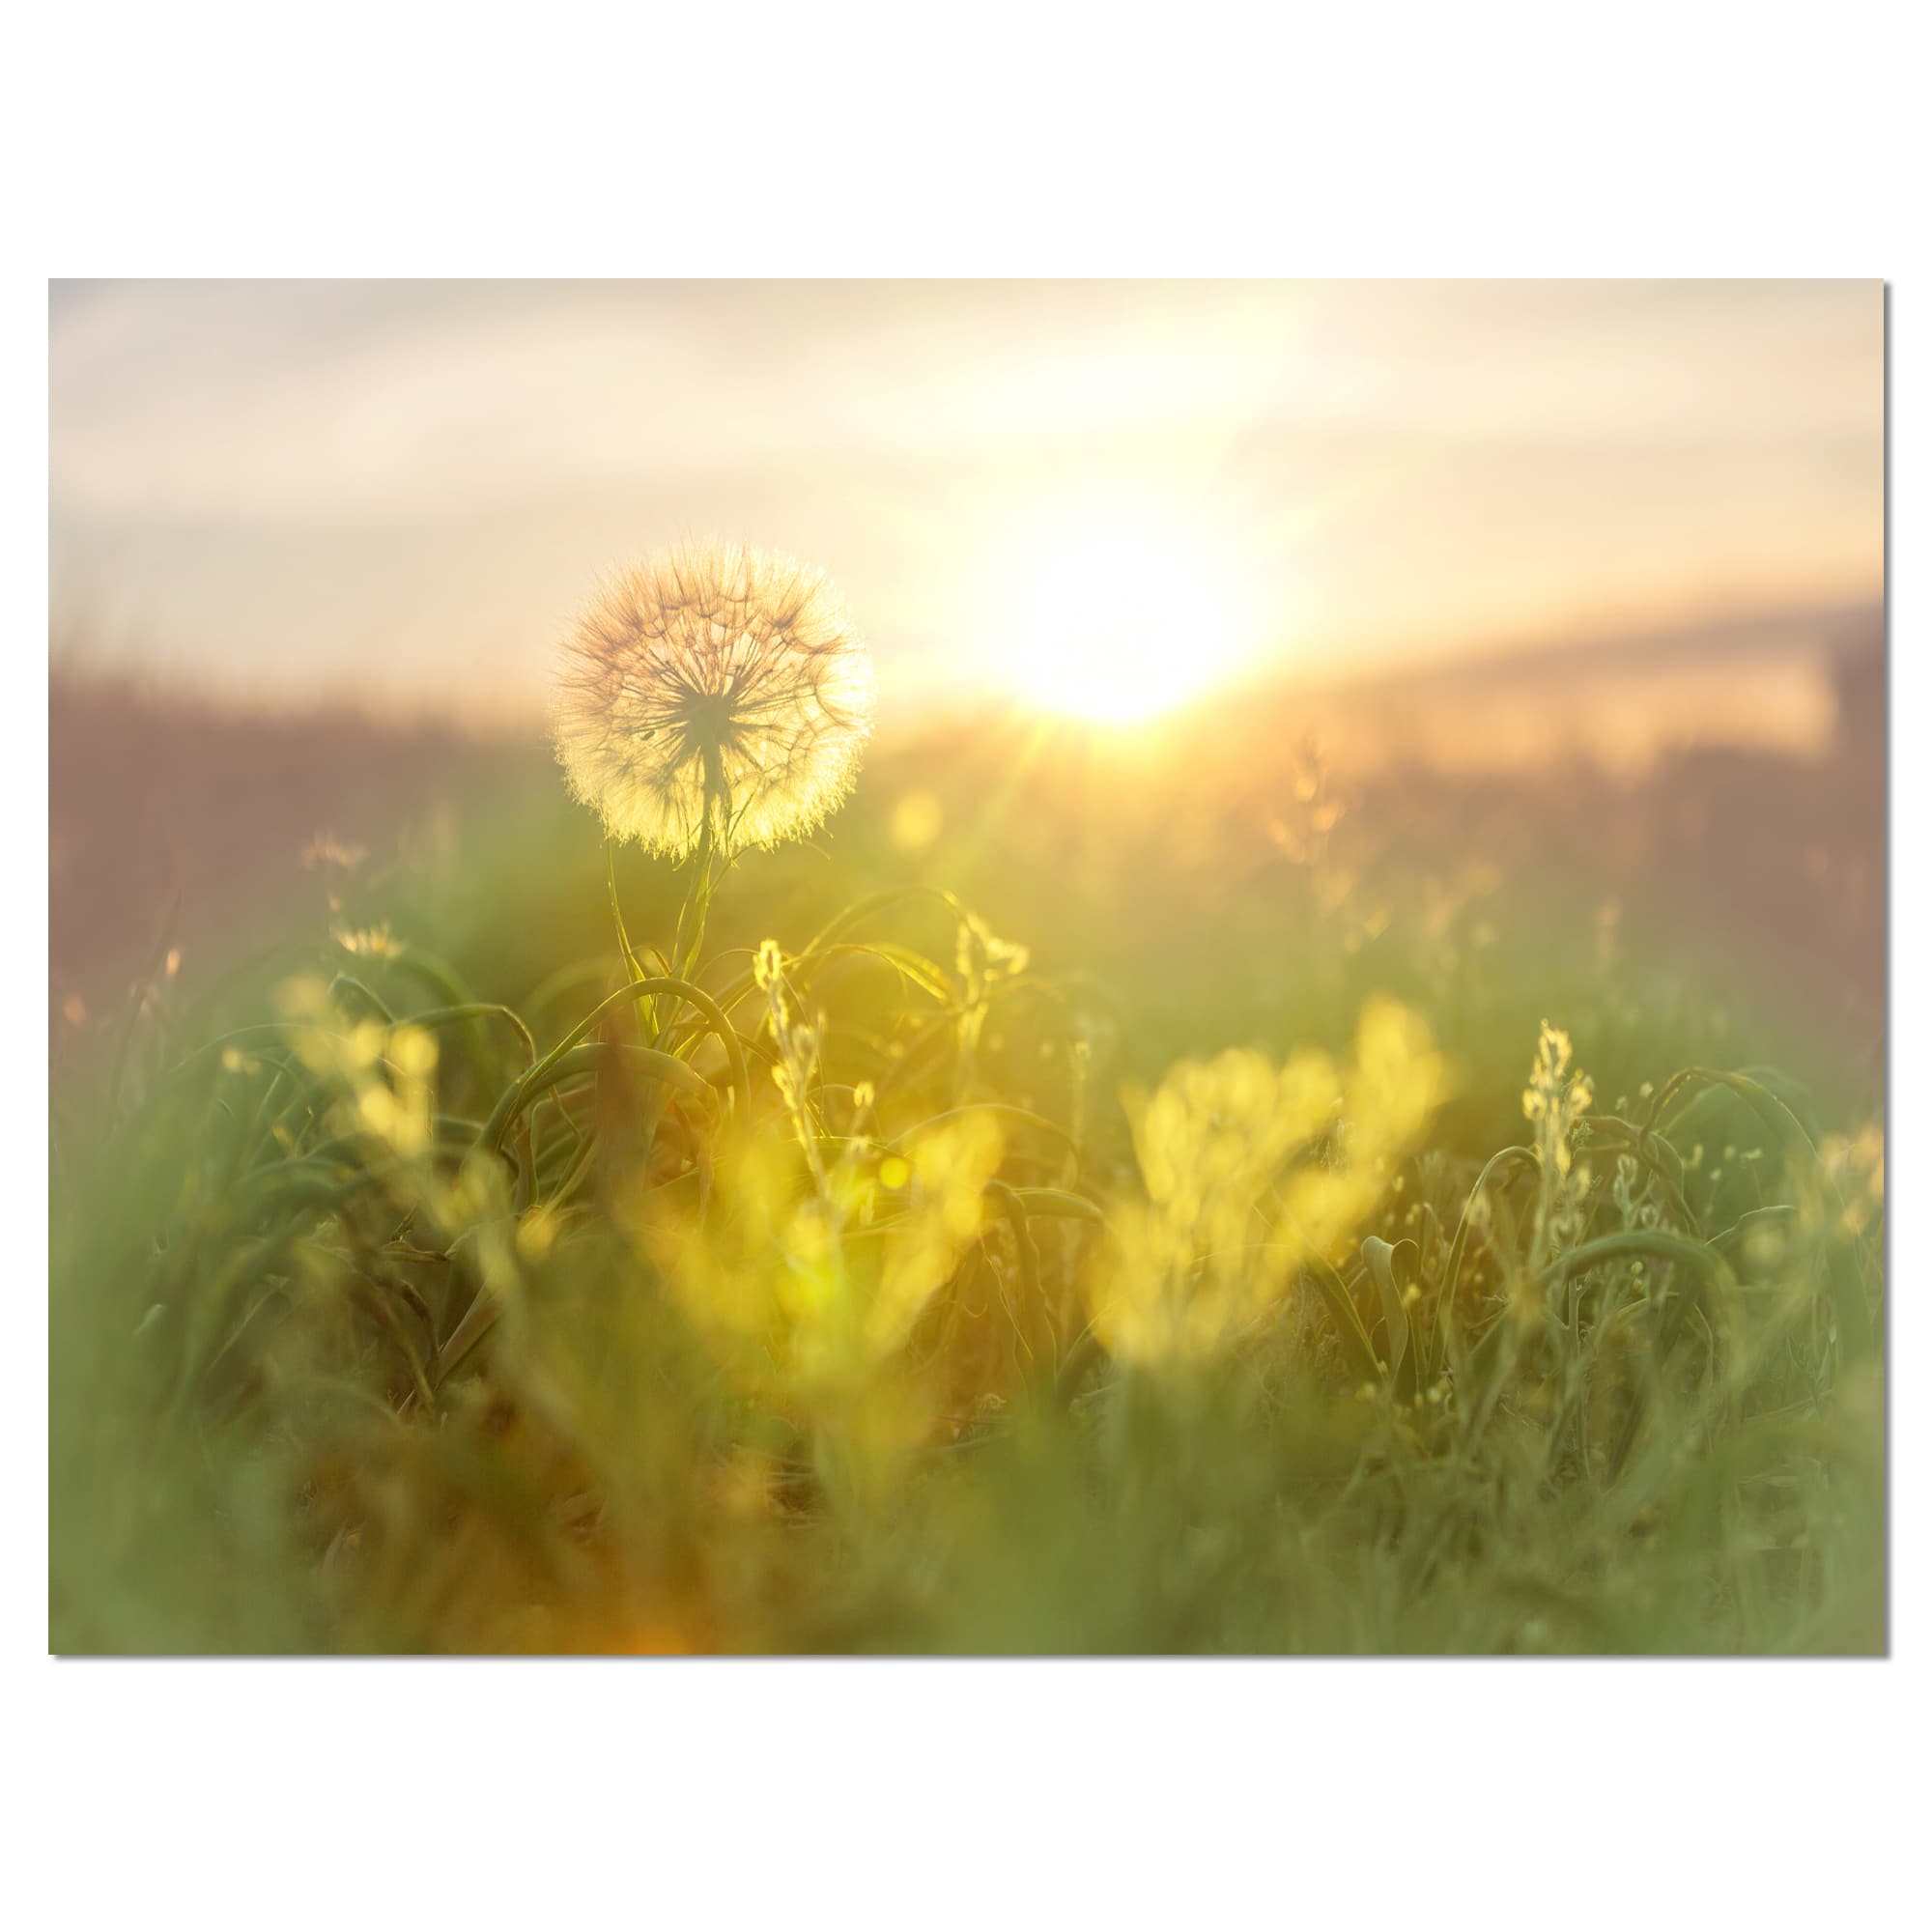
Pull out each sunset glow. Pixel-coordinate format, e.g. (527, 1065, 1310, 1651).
(997, 525, 1254, 723)
(49, 283, 1883, 717)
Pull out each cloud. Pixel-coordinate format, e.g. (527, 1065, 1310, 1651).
(48, 280, 1885, 711)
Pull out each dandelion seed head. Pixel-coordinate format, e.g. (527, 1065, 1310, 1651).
(552, 542, 876, 859)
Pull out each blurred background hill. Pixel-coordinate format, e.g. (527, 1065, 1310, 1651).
(50, 595, 1885, 1094)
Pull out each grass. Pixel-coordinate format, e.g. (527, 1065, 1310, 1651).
(48, 709, 1886, 1654)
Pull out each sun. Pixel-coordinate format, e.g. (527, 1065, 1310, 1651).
(996, 523, 1249, 724)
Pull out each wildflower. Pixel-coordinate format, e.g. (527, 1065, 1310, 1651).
(1090, 1000, 1446, 1366)
(642, 1114, 1004, 1408)
(1521, 1020, 1594, 1272)
(1816, 1122, 1885, 1236)
(954, 911, 1030, 1060)
(272, 980, 439, 1167)
(867, 1116, 1007, 1355)
(1521, 1021, 1593, 1178)
(301, 832, 367, 872)
(552, 542, 876, 859)
(333, 922, 400, 959)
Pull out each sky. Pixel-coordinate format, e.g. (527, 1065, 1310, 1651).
(48, 279, 1885, 724)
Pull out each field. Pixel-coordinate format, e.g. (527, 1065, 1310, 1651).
(47, 615, 1887, 1655)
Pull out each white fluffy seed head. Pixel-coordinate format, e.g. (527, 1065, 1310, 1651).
(552, 542, 876, 858)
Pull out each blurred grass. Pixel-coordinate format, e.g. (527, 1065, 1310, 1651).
(48, 691, 1885, 1654)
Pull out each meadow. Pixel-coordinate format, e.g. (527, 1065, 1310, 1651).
(47, 581, 1887, 1655)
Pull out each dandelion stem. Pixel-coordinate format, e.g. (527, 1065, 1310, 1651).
(607, 838, 648, 987)
(667, 804, 730, 1025)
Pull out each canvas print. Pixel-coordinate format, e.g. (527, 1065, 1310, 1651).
(48, 280, 1885, 1654)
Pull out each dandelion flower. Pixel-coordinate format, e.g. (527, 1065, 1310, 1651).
(553, 542, 876, 858)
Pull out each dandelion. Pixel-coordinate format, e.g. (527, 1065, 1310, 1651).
(552, 541, 876, 861)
